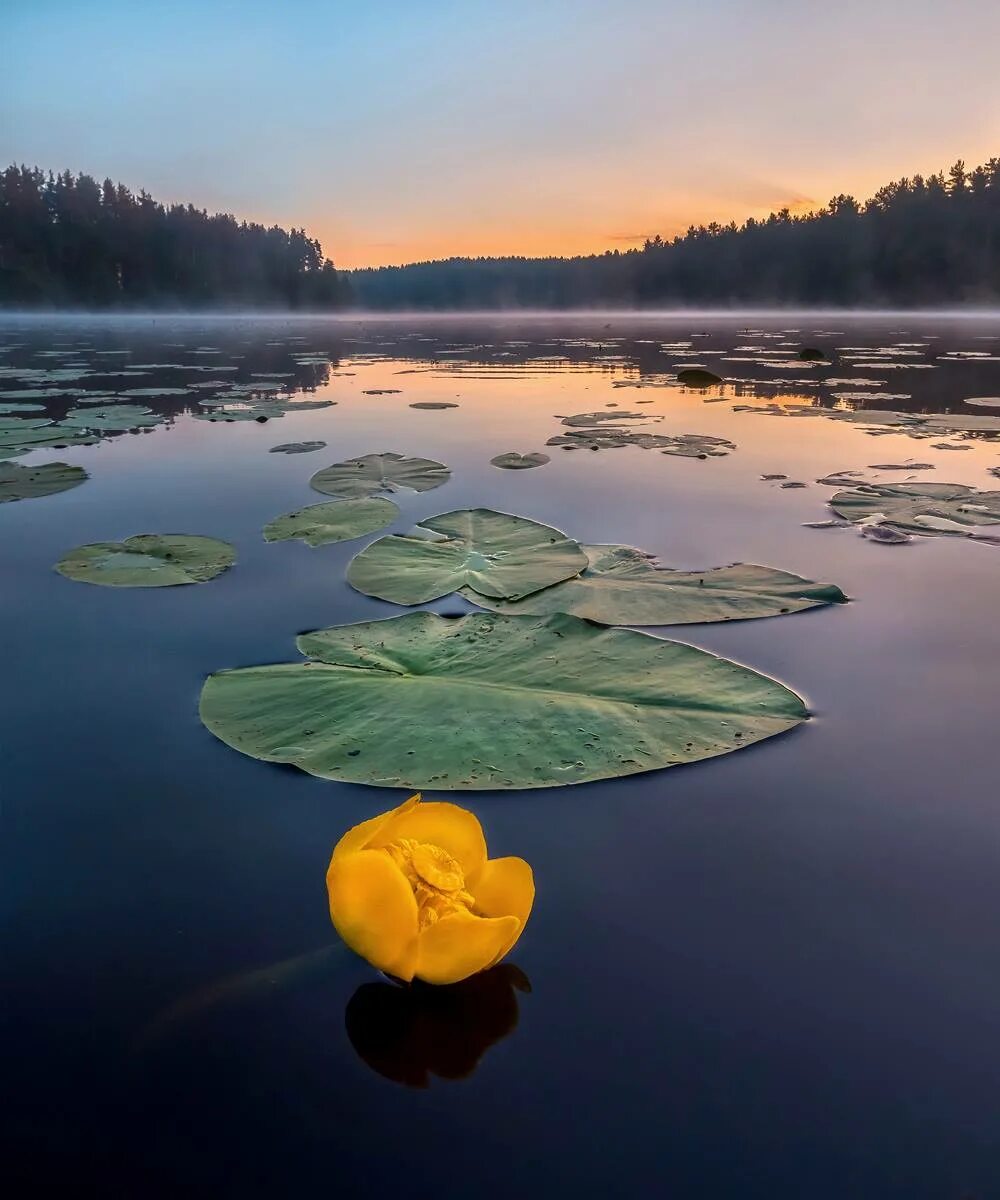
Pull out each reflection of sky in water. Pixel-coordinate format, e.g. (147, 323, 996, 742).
(3, 315, 1000, 1198)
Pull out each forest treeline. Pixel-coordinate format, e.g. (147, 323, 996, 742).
(0, 165, 346, 308)
(352, 158, 1000, 309)
(3, 158, 999, 309)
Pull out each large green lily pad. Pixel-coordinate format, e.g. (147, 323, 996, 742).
(461, 545, 846, 625)
(199, 611, 808, 790)
(263, 498, 399, 547)
(347, 508, 588, 604)
(830, 482, 1000, 536)
(0, 461, 88, 503)
(0, 416, 99, 459)
(56, 534, 236, 586)
(310, 452, 450, 499)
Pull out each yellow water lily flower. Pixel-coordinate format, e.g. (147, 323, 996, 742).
(326, 794, 534, 985)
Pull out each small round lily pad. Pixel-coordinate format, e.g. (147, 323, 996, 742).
(409, 401, 458, 410)
(263, 498, 398, 547)
(490, 452, 550, 470)
(310, 452, 450, 499)
(56, 534, 236, 587)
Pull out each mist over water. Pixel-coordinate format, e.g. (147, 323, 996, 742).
(3, 313, 1000, 1198)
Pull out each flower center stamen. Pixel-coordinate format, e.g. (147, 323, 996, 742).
(383, 838, 475, 929)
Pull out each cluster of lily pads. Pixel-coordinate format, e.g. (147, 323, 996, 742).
(547, 409, 735, 458)
(818, 482, 1000, 545)
(195, 448, 848, 791)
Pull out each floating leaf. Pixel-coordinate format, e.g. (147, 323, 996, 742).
(964, 397, 1000, 409)
(561, 411, 647, 427)
(0, 401, 45, 414)
(862, 525, 911, 545)
(490, 451, 550, 470)
(348, 508, 588, 604)
(409, 401, 458, 410)
(461, 544, 845, 625)
(269, 440, 327, 454)
(0, 461, 88, 503)
(62, 404, 163, 432)
(677, 368, 723, 387)
(0, 417, 98, 458)
(199, 611, 808, 790)
(830, 483, 1000, 537)
(263, 498, 398, 547)
(56, 534, 236, 587)
(547, 428, 734, 456)
(310, 452, 450, 500)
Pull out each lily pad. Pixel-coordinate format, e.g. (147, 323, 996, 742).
(310, 452, 450, 500)
(269, 441, 327, 454)
(830, 483, 1000, 537)
(677, 368, 723, 387)
(198, 610, 809, 790)
(347, 509, 588, 604)
(263, 498, 398, 547)
(964, 397, 1000, 408)
(0, 461, 88, 503)
(62, 404, 163, 432)
(491, 451, 550, 470)
(461, 545, 845, 625)
(409, 401, 458, 410)
(0, 418, 99, 458)
(0, 401, 45, 414)
(56, 534, 236, 587)
(561, 411, 647, 427)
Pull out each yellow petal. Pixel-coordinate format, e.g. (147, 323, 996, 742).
(326, 849, 419, 981)
(331, 793, 421, 861)
(473, 857, 534, 966)
(368, 801, 487, 880)
(415, 909, 520, 986)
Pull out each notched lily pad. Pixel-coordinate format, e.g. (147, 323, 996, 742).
(347, 508, 588, 605)
(263, 498, 399, 547)
(198, 610, 809, 790)
(490, 451, 550, 470)
(0, 461, 88, 503)
(56, 534, 236, 587)
(310, 452, 450, 499)
(461, 544, 846, 625)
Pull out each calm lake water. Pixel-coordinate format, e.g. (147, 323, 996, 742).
(3, 313, 999, 1198)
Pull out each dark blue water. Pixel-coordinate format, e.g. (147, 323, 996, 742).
(2, 314, 999, 1197)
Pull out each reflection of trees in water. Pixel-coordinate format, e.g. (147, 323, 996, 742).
(346, 964, 531, 1087)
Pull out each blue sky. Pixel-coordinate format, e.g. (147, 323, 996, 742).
(3, 0, 999, 265)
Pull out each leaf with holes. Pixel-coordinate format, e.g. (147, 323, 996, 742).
(199, 611, 808, 790)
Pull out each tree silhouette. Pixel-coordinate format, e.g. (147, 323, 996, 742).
(0, 165, 350, 309)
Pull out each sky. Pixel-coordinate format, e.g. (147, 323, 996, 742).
(3, 0, 1000, 268)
